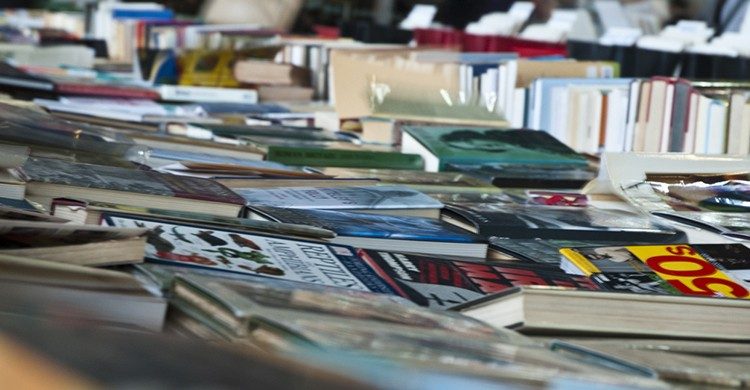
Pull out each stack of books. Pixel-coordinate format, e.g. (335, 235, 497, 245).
(0, 2, 748, 389)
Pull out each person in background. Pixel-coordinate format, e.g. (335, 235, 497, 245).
(700, 0, 749, 34)
(201, 0, 304, 31)
(435, 0, 557, 29)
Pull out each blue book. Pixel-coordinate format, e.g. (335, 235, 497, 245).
(112, 9, 174, 20)
(246, 207, 488, 258)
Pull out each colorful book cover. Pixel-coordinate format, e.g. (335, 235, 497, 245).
(402, 126, 587, 171)
(102, 213, 396, 294)
(249, 206, 482, 243)
(19, 157, 245, 205)
(560, 244, 750, 298)
(237, 185, 443, 210)
(266, 146, 424, 170)
(358, 249, 599, 309)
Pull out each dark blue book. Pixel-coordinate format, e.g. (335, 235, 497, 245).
(246, 206, 488, 258)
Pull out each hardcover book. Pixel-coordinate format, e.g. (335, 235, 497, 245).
(266, 146, 424, 170)
(442, 203, 685, 242)
(236, 185, 443, 218)
(17, 157, 245, 217)
(102, 213, 398, 294)
(448, 163, 596, 189)
(246, 206, 488, 258)
(401, 126, 588, 172)
(560, 243, 750, 298)
(358, 249, 599, 309)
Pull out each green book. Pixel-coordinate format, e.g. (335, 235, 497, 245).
(401, 126, 587, 172)
(266, 146, 424, 170)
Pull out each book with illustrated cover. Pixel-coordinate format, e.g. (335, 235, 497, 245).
(102, 213, 398, 294)
(246, 206, 488, 258)
(357, 249, 599, 309)
(560, 244, 750, 298)
(442, 203, 685, 242)
(17, 157, 246, 217)
(236, 185, 444, 218)
(401, 126, 587, 172)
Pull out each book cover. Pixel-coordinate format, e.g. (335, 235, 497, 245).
(402, 126, 587, 171)
(443, 203, 684, 241)
(249, 206, 482, 243)
(102, 213, 396, 294)
(448, 163, 596, 189)
(653, 211, 750, 240)
(358, 249, 599, 309)
(237, 185, 443, 211)
(266, 146, 424, 170)
(560, 244, 750, 298)
(18, 157, 245, 205)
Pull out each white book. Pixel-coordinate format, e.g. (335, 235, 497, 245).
(726, 93, 749, 155)
(706, 100, 728, 154)
(510, 88, 526, 128)
(623, 79, 642, 152)
(693, 95, 712, 154)
(503, 60, 518, 123)
(683, 92, 700, 153)
(658, 82, 675, 153)
(157, 85, 258, 104)
(603, 88, 626, 152)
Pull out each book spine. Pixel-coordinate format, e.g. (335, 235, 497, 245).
(266, 146, 424, 170)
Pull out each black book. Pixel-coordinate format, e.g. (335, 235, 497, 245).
(441, 203, 686, 242)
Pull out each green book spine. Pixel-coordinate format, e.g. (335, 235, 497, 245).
(266, 146, 424, 170)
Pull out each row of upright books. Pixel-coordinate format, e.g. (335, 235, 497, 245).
(0, 4, 750, 389)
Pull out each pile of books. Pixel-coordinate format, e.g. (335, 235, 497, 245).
(0, 3, 749, 389)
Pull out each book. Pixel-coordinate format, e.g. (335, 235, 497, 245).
(51, 199, 336, 240)
(401, 126, 587, 172)
(257, 85, 314, 102)
(246, 207, 488, 258)
(16, 157, 246, 217)
(102, 212, 399, 293)
(266, 145, 424, 170)
(316, 167, 500, 193)
(448, 163, 596, 189)
(156, 85, 258, 104)
(357, 249, 598, 309)
(653, 211, 750, 240)
(233, 60, 311, 86)
(172, 273, 501, 338)
(0, 253, 166, 331)
(235, 185, 444, 218)
(442, 203, 685, 242)
(560, 244, 750, 298)
(455, 286, 750, 340)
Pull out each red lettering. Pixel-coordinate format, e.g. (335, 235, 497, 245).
(666, 245, 696, 256)
(646, 255, 715, 277)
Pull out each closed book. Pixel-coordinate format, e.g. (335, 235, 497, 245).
(266, 146, 424, 170)
(17, 157, 245, 217)
(236, 185, 443, 218)
(247, 206, 488, 258)
(442, 204, 685, 242)
(102, 212, 399, 294)
(401, 126, 587, 172)
(560, 243, 750, 298)
(455, 286, 750, 340)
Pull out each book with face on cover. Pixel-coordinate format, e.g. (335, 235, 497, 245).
(401, 126, 588, 172)
(236, 185, 444, 218)
(15, 157, 246, 217)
